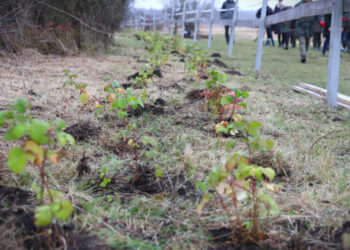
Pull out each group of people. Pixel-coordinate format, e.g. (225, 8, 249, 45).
(221, 0, 350, 63)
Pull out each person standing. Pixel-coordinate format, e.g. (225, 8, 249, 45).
(281, 6, 292, 50)
(274, 0, 284, 47)
(321, 14, 331, 56)
(221, 0, 236, 45)
(313, 17, 322, 50)
(256, 5, 275, 46)
(294, 0, 317, 63)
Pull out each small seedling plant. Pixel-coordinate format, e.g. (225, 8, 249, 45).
(0, 98, 74, 229)
(135, 65, 154, 87)
(185, 45, 209, 79)
(200, 70, 248, 122)
(63, 70, 102, 111)
(104, 83, 146, 129)
(196, 120, 280, 245)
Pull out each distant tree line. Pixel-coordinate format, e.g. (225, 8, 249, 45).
(0, 0, 131, 54)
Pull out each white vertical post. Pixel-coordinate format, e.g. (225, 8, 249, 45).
(153, 10, 156, 32)
(181, 0, 187, 40)
(163, 9, 167, 36)
(326, 0, 343, 109)
(171, 3, 175, 38)
(254, 0, 268, 72)
(134, 16, 137, 31)
(143, 14, 146, 30)
(208, 0, 215, 48)
(136, 14, 140, 32)
(193, 0, 201, 43)
(228, 0, 239, 57)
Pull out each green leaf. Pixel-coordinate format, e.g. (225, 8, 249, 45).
(206, 167, 228, 188)
(4, 124, 27, 140)
(225, 141, 237, 152)
(0, 111, 10, 126)
(13, 98, 30, 113)
(252, 167, 263, 181)
(260, 167, 276, 181)
(7, 147, 27, 174)
(145, 151, 154, 159)
(53, 201, 73, 220)
(220, 95, 234, 106)
(248, 121, 262, 136)
(28, 120, 49, 145)
(35, 205, 53, 226)
(80, 93, 88, 103)
(57, 132, 75, 147)
(154, 165, 163, 177)
(260, 140, 274, 151)
(56, 120, 66, 132)
(100, 178, 111, 188)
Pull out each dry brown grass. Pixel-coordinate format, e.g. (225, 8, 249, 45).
(0, 31, 349, 248)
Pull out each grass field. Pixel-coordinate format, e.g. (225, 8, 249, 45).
(0, 31, 349, 249)
(194, 29, 350, 96)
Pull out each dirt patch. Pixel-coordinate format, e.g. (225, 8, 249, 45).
(64, 122, 100, 142)
(210, 53, 222, 58)
(128, 104, 165, 116)
(154, 98, 166, 106)
(27, 89, 38, 96)
(127, 68, 163, 81)
(225, 68, 242, 76)
(103, 139, 130, 156)
(212, 59, 228, 68)
(0, 186, 110, 250)
(77, 156, 91, 178)
(186, 89, 204, 101)
(90, 165, 196, 197)
(121, 83, 143, 89)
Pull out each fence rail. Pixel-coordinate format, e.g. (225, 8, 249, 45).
(124, 0, 350, 110)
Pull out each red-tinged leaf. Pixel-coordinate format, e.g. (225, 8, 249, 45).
(47, 151, 59, 163)
(23, 140, 44, 166)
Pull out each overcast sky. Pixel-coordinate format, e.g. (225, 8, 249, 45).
(133, 0, 300, 10)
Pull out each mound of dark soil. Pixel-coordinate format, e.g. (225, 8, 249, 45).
(212, 59, 228, 68)
(186, 89, 204, 101)
(225, 68, 242, 76)
(210, 53, 222, 58)
(64, 122, 100, 142)
(90, 165, 196, 197)
(0, 186, 110, 250)
(128, 104, 165, 116)
(127, 68, 163, 81)
(154, 98, 166, 106)
(103, 139, 130, 156)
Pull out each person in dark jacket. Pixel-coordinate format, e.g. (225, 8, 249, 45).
(221, 0, 236, 44)
(313, 17, 322, 50)
(294, 0, 318, 63)
(256, 5, 275, 46)
(274, 0, 284, 47)
(321, 14, 331, 56)
(281, 6, 292, 49)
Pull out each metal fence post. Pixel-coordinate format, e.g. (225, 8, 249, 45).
(193, 0, 201, 43)
(171, 3, 175, 38)
(208, 0, 215, 48)
(228, 0, 239, 57)
(163, 9, 167, 36)
(326, 0, 343, 109)
(153, 10, 156, 32)
(181, 0, 187, 40)
(254, 0, 268, 72)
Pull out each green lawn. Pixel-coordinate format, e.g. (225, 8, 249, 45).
(190, 34, 350, 96)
